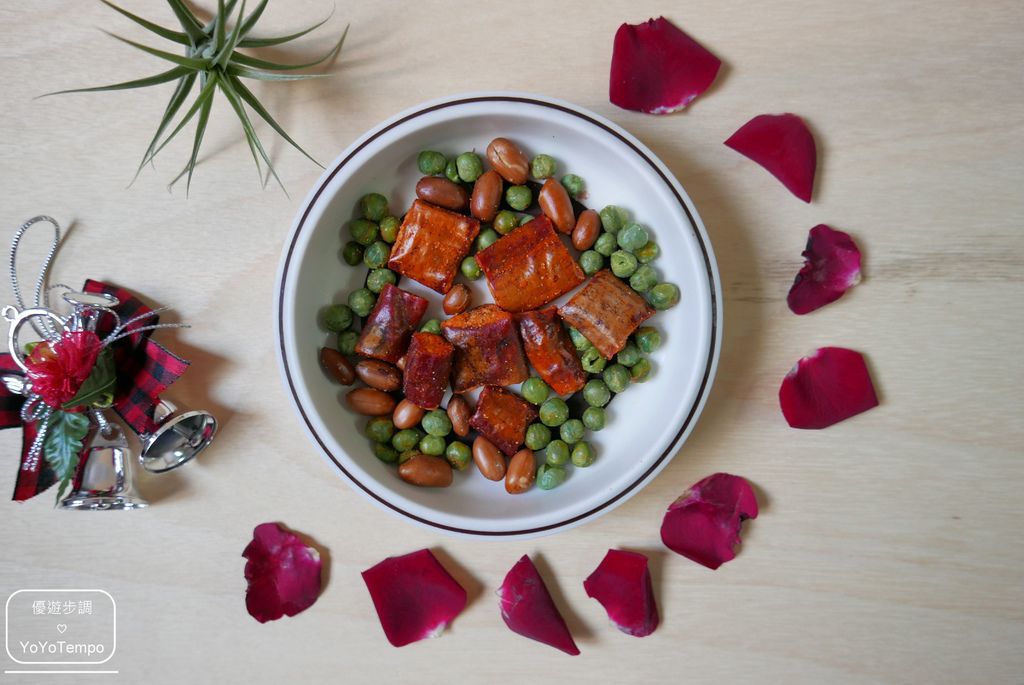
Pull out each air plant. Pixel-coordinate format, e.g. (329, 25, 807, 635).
(45, 0, 347, 192)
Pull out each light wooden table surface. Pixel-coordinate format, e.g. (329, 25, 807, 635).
(1, 1, 1021, 683)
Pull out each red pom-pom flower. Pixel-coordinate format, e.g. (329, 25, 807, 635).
(242, 523, 323, 623)
(660, 473, 759, 570)
(609, 17, 722, 114)
(787, 225, 862, 315)
(24, 331, 103, 408)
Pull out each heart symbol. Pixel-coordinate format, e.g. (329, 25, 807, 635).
(56, 624, 67, 634)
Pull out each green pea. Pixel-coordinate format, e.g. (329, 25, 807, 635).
(445, 158, 461, 183)
(617, 223, 649, 253)
(445, 441, 472, 471)
(635, 327, 662, 354)
(456, 152, 483, 182)
(337, 330, 359, 356)
(580, 346, 607, 374)
(519, 213, 535, 226)
(420, 319, 442, 335)
(545, 439, 570, 466)
(347, 288, 377, 318)
(568, 327, 590, 351)
(579, 250, 604, 276)
(359, 193, 388, 222)
(635, 240, 660, 263)
(349, 219, 379, 246)
(493, 210, 519, 235)
(599, 205, 628, 232)
(460, 256, 482, 280)
(398, 450, 418, 465)
(379, 216, 401, 243)
(521, 377, 551, 405)
(631, 358, 652, 382)
(475, 228, 500, 251)
(366, 268, 397, 294)
(419, 434, 446, 456)
(610, 250, 638, 278)
(582, 406, 606, 431)
(583, 379, 611, 407)
(530, 154, 557, 179)
(525, 423, 552, 451)
(594, 232, 617, 257)
(373, 442, 399, 464)
(616, 342, 641, 367)
(647, 283, 680, 310)
(365, 417, 395, 444)
(571, 441, 595, 467)
(363, 240, 391, 269)
(391, 429, 422, 452)
(323, 304, 353, 332)
(561, 173, 585, 199)
(539, 397, 569, 427)
(603, 364, 631, 393)
(536, 464, 567, 490)
(559, 418, 584, 445)
(341, 241, 364, 266)
(418, 150, 447, 175)
(506, 185, 532, 211)
(629, 264, 658, 293)
(421, 409, 452, 437)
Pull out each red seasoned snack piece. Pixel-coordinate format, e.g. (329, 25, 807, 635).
(468, 386, 537, 457)
(440, 305, 529, 392)
(516, 307, 586, 395)
(558, 270, 654, 359)
(475, 215, 585, 313)
(402, 332, 454, 410)
(355, 284, 428, 363)
(388, 199, 480, 294)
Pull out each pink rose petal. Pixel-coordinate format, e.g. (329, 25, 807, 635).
(660, 473, 759, 570)
(583, 550, 659, 637)
(609, 16, 722, 114)
(498, 555, 579, 655)
(242, 523, 323, 623)
(725, 113, 817, 202)
(361, 549, 467, 647)
(780, 347, 879, 429)
(787, 225, 862, 314)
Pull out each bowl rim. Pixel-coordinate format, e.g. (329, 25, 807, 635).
(275, 91, 723, 539)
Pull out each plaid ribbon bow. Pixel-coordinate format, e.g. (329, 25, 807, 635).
(0, 280, 189, 501)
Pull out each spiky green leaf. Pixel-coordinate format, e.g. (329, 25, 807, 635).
(231, 24, 346, 71)
(227, 64, 332, 81)
(237, 0, 269, 39)
(143, 73, 219, 166)
(215, 0, 248, 68)
(132, 72, 197, 182)
(39, 66, 189, 98)
(170, 77, 215, 194)
(217, 76, 285, 191)
(237, 7, 335, 48)
(165, 0, 205, 43)
(44, 410, 91, 505)
(105, 32, 210, 69)
(100, 0, 190, 45)
(227, 73, 321, 167)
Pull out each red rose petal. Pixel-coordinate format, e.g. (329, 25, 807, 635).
(725, 113, 817, 202)
(498, 555, 579, 655)
(780, 347, 879, 429)
(583, 550, 659, 637)
(242, 523, 323, 623)
(787, 225, 862, 315)
(660, 473, 759, 570)
(362, 549, 467, 647)
(609, 16, 722, 114)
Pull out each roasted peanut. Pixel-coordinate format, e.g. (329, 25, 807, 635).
(443, 283, 471, 315)
(345, 387, 395, 416)
(392, 398, 425, 429)
(486, 137, 529, 185)
(572, 209, 601, 251)
(415, 176, 469, 211)
(470, 170, 503, 222)
(446, 395, 472, 437)
(355, 359, 401, 391)
(398, 454, 453, 487)
(320, 347, 355, 385)
(505, 448, 536, 494)
(472, 435, 506, 481)
(538, 177, 575, 234)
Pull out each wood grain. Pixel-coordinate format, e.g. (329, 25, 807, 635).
(0, 1, 1021, 683)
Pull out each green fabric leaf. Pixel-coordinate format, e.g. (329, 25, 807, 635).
(44, 410, 91, 504)
(62, 348, 116, 411)
(100, 0, 190, 45)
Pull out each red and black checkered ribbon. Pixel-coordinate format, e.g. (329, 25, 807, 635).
(0, 280, 189, 501)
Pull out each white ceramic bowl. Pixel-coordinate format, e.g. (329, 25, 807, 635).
(276, 92, 721, 539)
